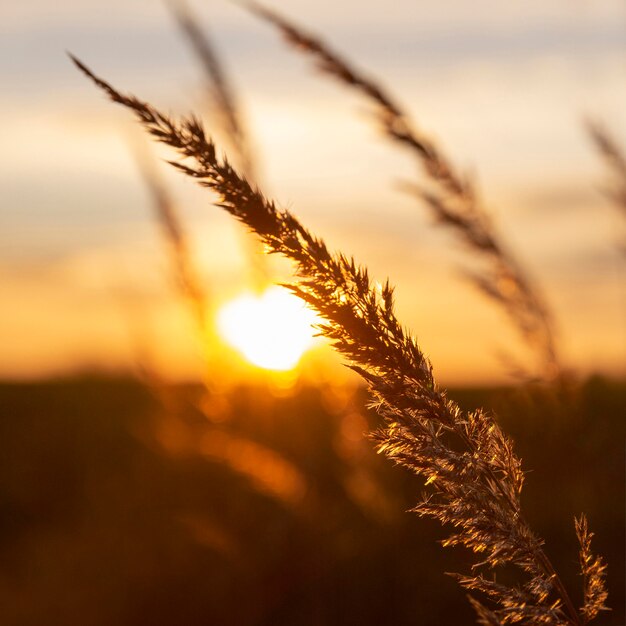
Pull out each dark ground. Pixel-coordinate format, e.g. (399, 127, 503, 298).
(0, 375, 623, 626)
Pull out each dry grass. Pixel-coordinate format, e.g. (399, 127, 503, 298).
(169, 0, 256, 180)
(587, 120, 626, 253)
(245, 2, 561, 381)
(134, 146, 209, 339)
(170, 0, 270, 290)
(72, 56, 608, 626)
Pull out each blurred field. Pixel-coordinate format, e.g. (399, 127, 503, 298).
(0, 374, 623, 626)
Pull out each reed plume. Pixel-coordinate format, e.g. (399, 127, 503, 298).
(72, 56, 607, 626)
(135, 147, 209, 338)
(575, 515, 609, 624)
(587, 120, 626, 253)
(245, 2, 560, 380)
(587, 121, 626, 215)
(169, 0, 256, 180)
(169, 0, 270, 289)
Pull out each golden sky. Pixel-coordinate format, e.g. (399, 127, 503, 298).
(1, 0, 625, 383)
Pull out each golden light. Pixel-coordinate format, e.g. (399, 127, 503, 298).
(216, 286, 319, 371)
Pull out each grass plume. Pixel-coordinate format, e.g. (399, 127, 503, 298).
(169, 0, 256, 180)
(134, 146, 209, 338)
(245, 2, 560, 380)
(169, 0, 271, 290)
(72, 55, 606, 625)
(575, 515, 609, 624)
(587, 120, 626, 253)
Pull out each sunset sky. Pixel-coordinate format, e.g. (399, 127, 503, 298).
(2, 0, 625, 383)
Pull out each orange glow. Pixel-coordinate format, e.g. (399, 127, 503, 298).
(216, 286, 319, 371)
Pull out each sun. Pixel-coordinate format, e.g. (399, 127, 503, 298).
(216, 286, 319, 371)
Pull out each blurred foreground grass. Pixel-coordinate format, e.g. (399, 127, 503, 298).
(0, 375, 623, 626)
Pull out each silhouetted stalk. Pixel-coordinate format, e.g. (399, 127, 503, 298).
(587, 119, 626, 254)
(135, 147, 209, 338)
(169, 0, 271, 291)
(73, 56, 607, 626)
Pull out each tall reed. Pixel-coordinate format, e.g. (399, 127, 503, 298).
(587, 120, 626, 253)
(135, 147, 210, 339)
(169, 0, 256, 180)
(170, 0, 270, 289)
(245, 3, 561, 380)
(72, 56, 607, 625)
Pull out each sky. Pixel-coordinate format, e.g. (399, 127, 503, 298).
(1, 0, 625, 384)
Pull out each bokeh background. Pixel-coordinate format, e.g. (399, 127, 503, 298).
(1, 1, 625, 624)
(2, 0, 625, 382)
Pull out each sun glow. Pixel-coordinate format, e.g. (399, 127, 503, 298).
(217, 287, 319, 371)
